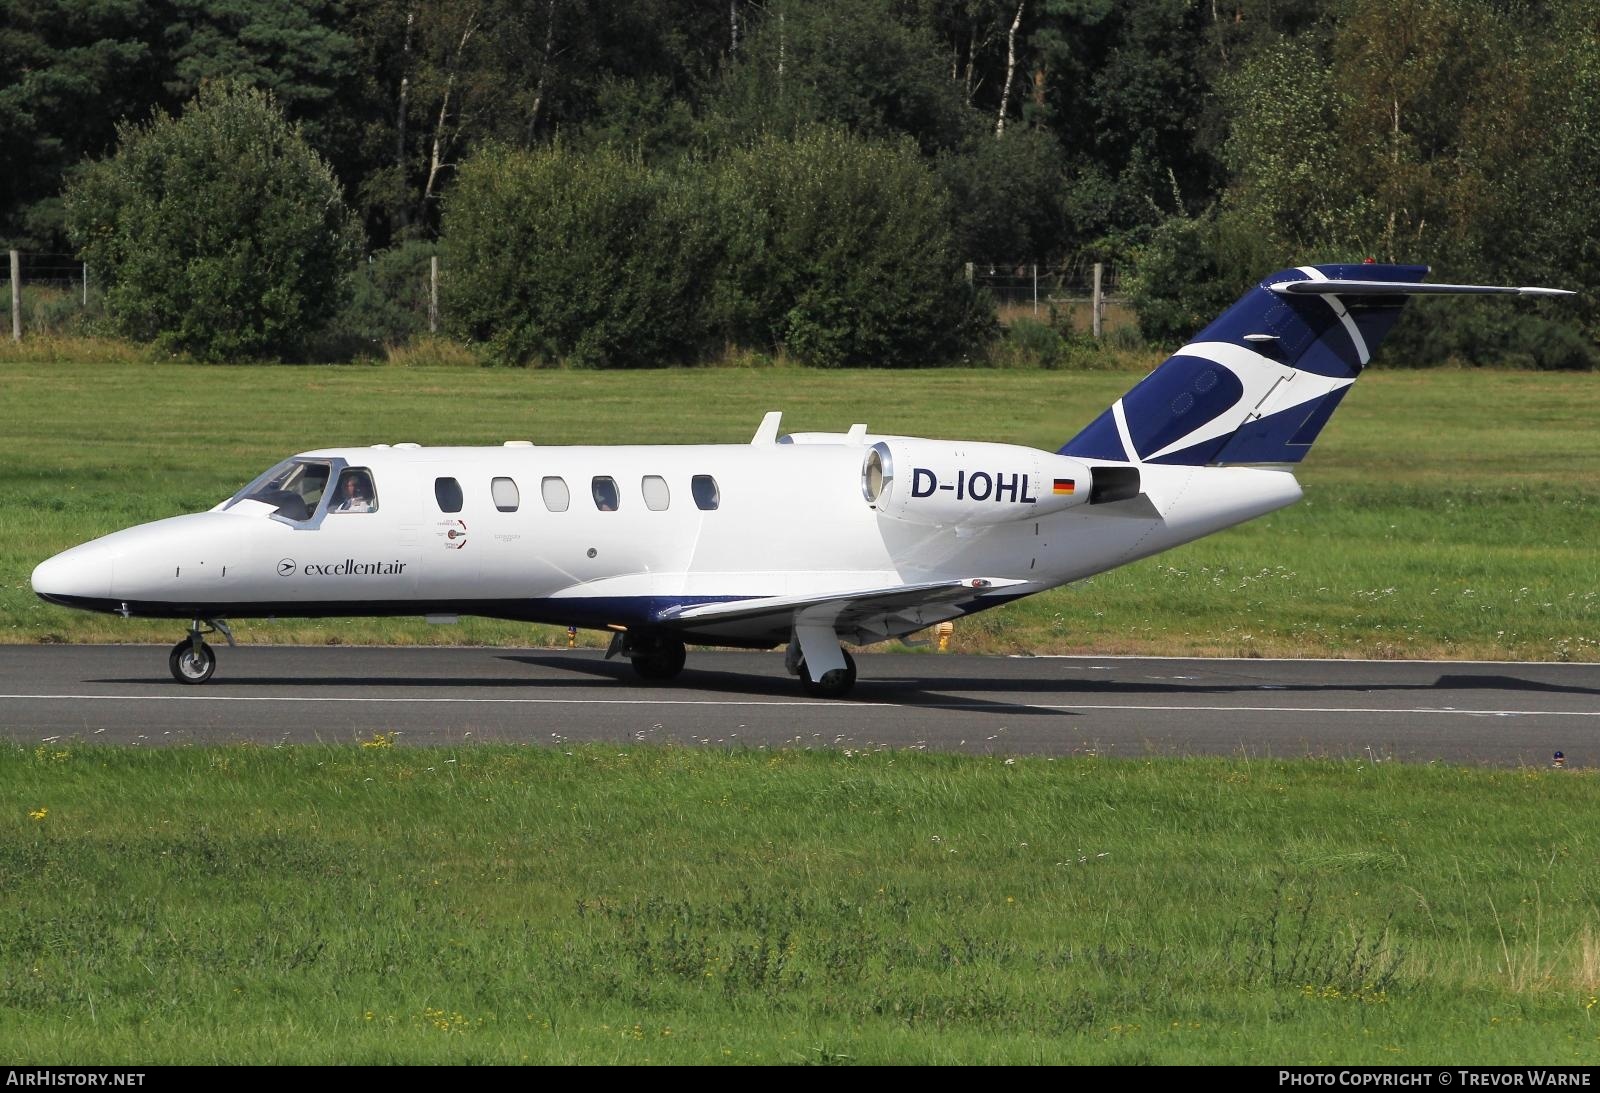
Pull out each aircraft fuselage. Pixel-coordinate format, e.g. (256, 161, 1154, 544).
(31, 437, 1301, 649)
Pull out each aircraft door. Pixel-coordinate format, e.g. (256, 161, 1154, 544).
(417, 473, 482, 600)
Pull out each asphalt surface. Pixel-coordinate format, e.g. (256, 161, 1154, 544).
(1, 644, 1597, 765)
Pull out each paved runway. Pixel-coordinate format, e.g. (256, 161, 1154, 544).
(1, 645, 1596, 765)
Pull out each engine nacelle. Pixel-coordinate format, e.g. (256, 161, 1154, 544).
(862, 438, 1094, 527)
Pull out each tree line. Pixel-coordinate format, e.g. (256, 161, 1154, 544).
(7, 0, 1597, 366)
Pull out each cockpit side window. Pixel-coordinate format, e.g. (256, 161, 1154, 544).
(330, 468, 378, 514)
(234, 459, 331, 521)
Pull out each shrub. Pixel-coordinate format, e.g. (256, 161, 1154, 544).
(1127, 209, 1286, 347)
(338, 241, 440, 347)
(710, 127, 990, 366)
(1001, 317, 1065, 369)
(441, 143, 715, 367)
(444, 130, 992, 368)
(1384, 301, 1600, 371)
(64, 83, 359, 362)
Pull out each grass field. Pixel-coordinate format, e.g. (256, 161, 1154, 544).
(4, 362, 1597, 1065)
(3, 744, 1598, 1064)
(1, 360, 1597, 659)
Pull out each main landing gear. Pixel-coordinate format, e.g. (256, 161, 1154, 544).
(607, 632, 688, 682)
(168, 618, 234, 685)
(604, 625, 861, 698)
(786, 622, 859, 699)
(797, 648, 857, 698)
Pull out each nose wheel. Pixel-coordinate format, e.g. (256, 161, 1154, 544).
(168, 618, 234, 684)
(169, 638, 216, 684)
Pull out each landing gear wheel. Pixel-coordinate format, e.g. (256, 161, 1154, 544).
(799, 648, 857, 698)
(630, 636, 687, 681)
(169, 639, 216, 685)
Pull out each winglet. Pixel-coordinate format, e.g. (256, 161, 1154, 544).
(751, 411, 783, 445)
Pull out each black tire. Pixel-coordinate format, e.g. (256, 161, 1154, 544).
(630, 636, 687, 681)
(169, 639, 216, 685)
(799, 648, 857, 698)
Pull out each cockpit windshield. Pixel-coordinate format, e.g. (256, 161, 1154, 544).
(227, 459, 331, 521)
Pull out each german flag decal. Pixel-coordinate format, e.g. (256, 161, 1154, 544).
(1053, 478, 1076, 495)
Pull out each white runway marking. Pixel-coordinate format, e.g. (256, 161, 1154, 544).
(2, 693, 1596, 718)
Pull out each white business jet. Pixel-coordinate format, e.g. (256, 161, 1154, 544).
(31, 264, 1571, 696)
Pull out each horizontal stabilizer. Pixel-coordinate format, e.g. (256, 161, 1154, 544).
(1271, 280, 1574, 298)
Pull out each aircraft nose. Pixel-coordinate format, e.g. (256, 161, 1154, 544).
(32, 543, 114, 605)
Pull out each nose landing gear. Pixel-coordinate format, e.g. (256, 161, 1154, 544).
(168, 619, 234, 684)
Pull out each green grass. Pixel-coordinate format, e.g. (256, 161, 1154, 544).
(4, 744, 1599, 1063)
(1, 360, 1596, 658)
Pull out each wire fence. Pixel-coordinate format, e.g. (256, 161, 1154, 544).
(970, 258, 1134, 335)
(16, 252, 89, 295)
(4, 249, 1136, 345)
(3, 252, 101, 341)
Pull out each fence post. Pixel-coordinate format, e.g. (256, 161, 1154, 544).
(1032, 263, 1038, 317)
(10, 250, 19, 342)
(1091, 261, 1104, 340)
(964, 261, 973, 287)
(429, 255, 439, 334)
(83, 262, 88, 308)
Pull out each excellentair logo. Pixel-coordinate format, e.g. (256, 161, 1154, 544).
(295, 559, 408, 576)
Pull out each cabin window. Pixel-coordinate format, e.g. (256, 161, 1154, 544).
(592, 476, 620, 511)
(541, 476, 570, 512)
(692, 475, 720, 511)
(491, 476, 520, 512)
(330, 468, 378, 514)
(641, 475, 670, 511)
(435, 477, 464, 513)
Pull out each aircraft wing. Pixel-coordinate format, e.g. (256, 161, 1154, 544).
(654, 577, 1030, 646)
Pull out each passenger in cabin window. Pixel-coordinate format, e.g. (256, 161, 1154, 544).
(593, 478, 619, 511)
(332, 470, 376, 513)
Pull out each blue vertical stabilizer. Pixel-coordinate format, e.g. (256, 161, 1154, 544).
(1061, 264, 1429, 466)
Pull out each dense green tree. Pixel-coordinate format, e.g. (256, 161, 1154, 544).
(937, 126, 1066, 262)
(1143, 0, 1600, 365)
(4, 0, 1597, 363)
(159, 0, 359, 146)
(65, 83, 361, 361)
(0, 0, 161, 247)
(707, 0, 973, 154)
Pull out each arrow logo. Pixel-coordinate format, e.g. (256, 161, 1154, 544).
(277, 558, 297, 577)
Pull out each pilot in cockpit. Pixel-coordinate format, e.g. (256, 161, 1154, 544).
(331, 470, 376, 513)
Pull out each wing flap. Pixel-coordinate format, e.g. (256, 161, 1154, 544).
(659, 577, 1026, 625)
